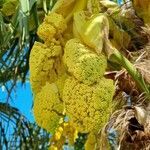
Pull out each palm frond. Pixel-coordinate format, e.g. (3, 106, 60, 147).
(0, 102, 50, 149)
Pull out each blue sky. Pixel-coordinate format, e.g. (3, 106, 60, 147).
(0, 81, 34, 122)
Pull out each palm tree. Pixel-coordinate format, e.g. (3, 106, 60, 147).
(0, 0, 150, 149)
(0, 102, 50, 149)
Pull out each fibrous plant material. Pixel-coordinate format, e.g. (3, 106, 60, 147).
(100, 104, 150, 150)
(133, 0, 150, 26)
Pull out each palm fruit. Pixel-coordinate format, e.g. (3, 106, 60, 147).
(63, 77, 115, 133)
(33, 83, 64, 133)
(37, 12, 67, 44)
(29, 1, 117, 149)
(29, 42, 62, 94)
(44, 12, 67, 34)
(63, 38, 107, 85)
(37, 22, 56, 42)
(30, 12, 67, 94)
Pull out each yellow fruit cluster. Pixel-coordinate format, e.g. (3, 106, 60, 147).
(63, 77, 115, 133)
(29, 12, 67, 93)
(29, 42, 61, 94)
(64, 38, 107, 85)
(37, 12, 67, 42)
(33, 83, 63, 133)
(30, 12, 67, 133)
(29, 0, 118, 149)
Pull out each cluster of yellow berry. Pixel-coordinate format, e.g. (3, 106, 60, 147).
(30, 0, 118, 149)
